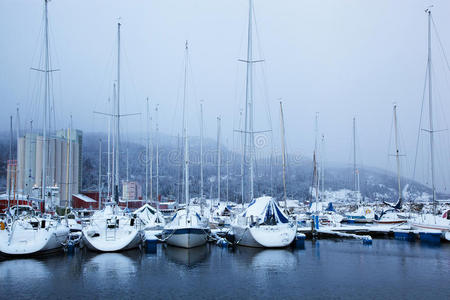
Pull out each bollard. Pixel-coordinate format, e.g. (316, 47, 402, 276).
(146, 239, 158, 253)
(67, 241, 75, 254)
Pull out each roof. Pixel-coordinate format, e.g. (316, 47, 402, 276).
(73, 194, 97, 203)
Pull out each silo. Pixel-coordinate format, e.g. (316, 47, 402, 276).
(17, 137, 26, 192)
(35, 136, 43, 188)
(72, 141, 79, 195)
(24, 133, 37, 195)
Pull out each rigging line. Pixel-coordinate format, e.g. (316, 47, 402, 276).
(412, 63, 429, 181)
(169, 49, 185, 139)
(385, 106, 394, 176)
(431, 16, 450, 72)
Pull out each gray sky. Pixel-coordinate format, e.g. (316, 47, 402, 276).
(1, 0, 450, 188)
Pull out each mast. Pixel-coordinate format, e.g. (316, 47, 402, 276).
(353, 117, 357, 193)
(217, 117, 221, 203)
(200, 102, 204, 208)
(321, 134, 325, 197)
(111, 84, 116, 202)
(8, 115, 12, 207)
(280, 101, 287, 210)
(114, 22, 121, 203)
(393, 105, 402, 202)
(226, 139, 229, 206)
(155, 104, 160, 211)
(426, 9, 436, 213)
(98, 139, 102, 209)
(145, 97, 149, 203)
(314, 113, 319, 209)
(182, 41, 190, 213)
(247, 0, 255, 202)
(107, 97, 111, 200)
(41, 0, 50, 207)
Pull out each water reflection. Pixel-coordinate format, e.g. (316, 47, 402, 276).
(234, 247, 298, 270)
(164, 244, 209, 267)
(0, 258, 50, 280)
(83, 250, 140, 278)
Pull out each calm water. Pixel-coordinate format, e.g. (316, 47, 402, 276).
(0, 239, 449, 299)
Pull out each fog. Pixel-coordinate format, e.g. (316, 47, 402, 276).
(1, 0, 450, 189)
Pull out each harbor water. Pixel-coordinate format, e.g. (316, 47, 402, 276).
(0, 239, 448, 299)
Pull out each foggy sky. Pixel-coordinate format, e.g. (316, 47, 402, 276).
(1, 0, 450, 189)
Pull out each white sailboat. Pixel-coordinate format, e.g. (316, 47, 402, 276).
(162, 41, 209, 249)
(410, 9, 450, 236)
(231, 6, 297, 248)
(82, 22, 143, 252)
(0, 0, 69, 256)
(374, 105, 407, 225)
(344, 118, 374, 223)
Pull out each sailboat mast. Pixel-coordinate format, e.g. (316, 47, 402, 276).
(217, 117, 221, 203)
(107, 97, 111, 199)
(321, 134, 325, 197)
(243, 0, 255, 202)
(280, 101, 287, 210)
(41, 0, 50, 207)
(314, 113, 319, 207)
(393, 105, 402, 201)
(155, 104, 160, 210)
(426, 9, 436, 213)
(114, 22, 121, 203)
(353, 117, 357, 193)
(183, 41, 190, 211)
(111, 84, 116, 201)
(98, 139, 102, 208)
(200, 102, 204, 205)
(145, 98, 149, 202)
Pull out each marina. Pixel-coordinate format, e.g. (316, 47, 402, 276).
(0, 240, 448, 299)
(1, 0, 450, 298)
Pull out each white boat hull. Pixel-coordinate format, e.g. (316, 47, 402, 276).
(163, 228, 208, 249)
(0, 224, 69, 256)
(232, 223, 297, 248)
(82, 228, 143, 252)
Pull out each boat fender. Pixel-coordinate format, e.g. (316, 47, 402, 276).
(0, 222, 4, 230)
(130, 218, 135, 227)
(41, 220, 46, 228)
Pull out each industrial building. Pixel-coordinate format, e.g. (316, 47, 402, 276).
(16, 129, 83, 207)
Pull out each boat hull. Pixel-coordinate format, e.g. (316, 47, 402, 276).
(0, 224, 69, 256)
(82, 228, 143, 252)
(232, 223, 297, 248)
(163, 228, 208, 248)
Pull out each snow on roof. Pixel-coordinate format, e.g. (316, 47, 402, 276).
(74, 194, 97, 203)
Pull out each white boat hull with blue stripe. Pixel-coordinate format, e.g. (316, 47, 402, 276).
(163, 207, 209, 249)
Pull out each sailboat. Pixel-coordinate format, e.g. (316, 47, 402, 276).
(344, 118, 374, 223)
(0, 0, 69, 256)
(82, 22, 143, 252)
(231, 3, 297, 247)
(410, 9, 450, 236)
(162, 41, 209, 249)
(374, 105, 407, 225)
